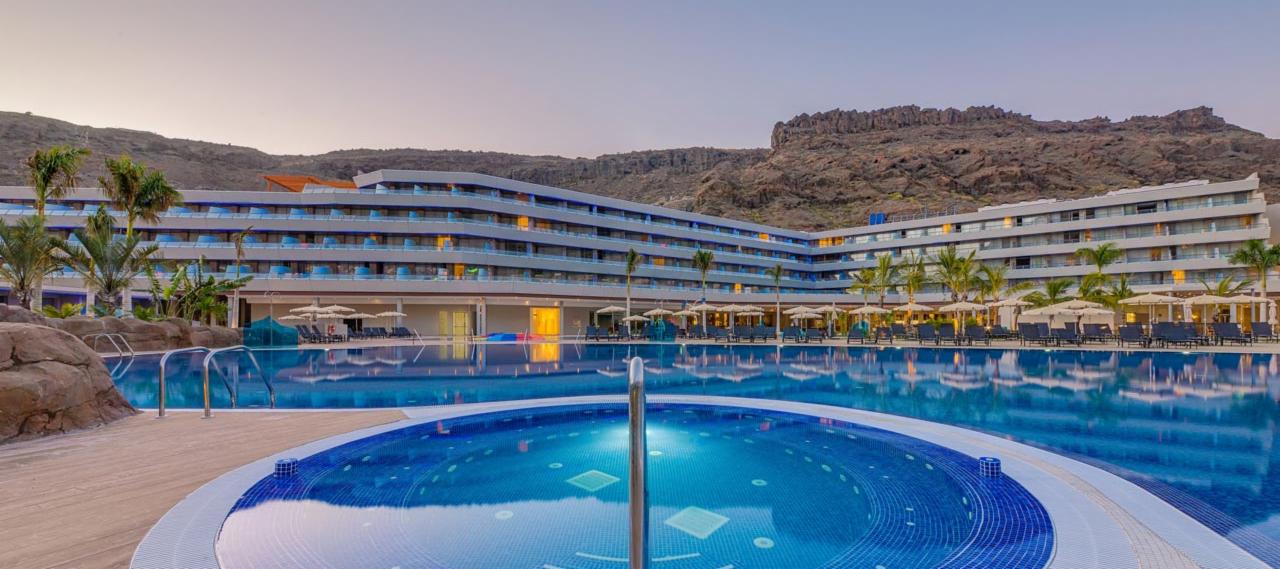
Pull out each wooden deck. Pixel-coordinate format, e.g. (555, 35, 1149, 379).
(0, 410, 406, 569)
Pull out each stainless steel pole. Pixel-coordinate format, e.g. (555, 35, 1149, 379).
(202, 361, 213, 419)
(628, 356, 648, 569)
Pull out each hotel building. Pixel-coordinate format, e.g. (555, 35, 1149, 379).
(0, 171, 1268, 337)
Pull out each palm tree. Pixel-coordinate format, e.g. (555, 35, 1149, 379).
(765, 263, 784, 336)
(52, 207, 159, 314)
(848, 267, 876, 307)
(25, 146, 90, 216)
(870, 254, 899, 308)
(1200, 275, 1252, 296)
(691, 249, 714, 333)
(229, 226, 255, 328)
(1075, 242, 1123, 289)
(0, 216, 62, 309)
(624, 248, 641, 323)
(1023, 277, 1076, 308)
(931, 245, 979, 302)
(978, 263, 1031, 325)
(899, 253, 928, 324)
(24, 145, 90, 311)
(1229, 239, 1280, 300)
(1103, 274, 1136, 310)
(99, 155, 183, 237)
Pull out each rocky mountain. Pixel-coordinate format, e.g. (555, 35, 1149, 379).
(0, 105, 1276, 231)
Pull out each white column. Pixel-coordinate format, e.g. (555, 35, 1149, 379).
(122, 289, 133, 312)
(84, 289, 95, 316)
(475, 300, 487, 336)
(396, 298, 404, 328)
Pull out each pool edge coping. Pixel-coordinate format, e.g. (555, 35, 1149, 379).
(129, 395, 1266, 569)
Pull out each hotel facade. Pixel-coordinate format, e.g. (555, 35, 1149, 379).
(0, 171, 1269, 337)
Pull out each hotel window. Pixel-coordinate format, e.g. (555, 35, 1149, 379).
(1063, 231, 1081, 244)
(1171, 269, 1186, 284)
(1135, 202, 1158, 215)
(1014, 257, 1030, 269)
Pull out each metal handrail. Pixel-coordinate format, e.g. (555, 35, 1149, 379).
(201, 345, 274, 418)
(157, 347, 211, 417)
(628, 356, 648, 569)
(85, 333, 135, 358)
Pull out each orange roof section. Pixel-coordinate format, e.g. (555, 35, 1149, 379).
(263, 174, 358, 192)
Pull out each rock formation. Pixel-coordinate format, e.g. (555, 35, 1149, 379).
(1, 105, 1276, 230)
(0, 306, 241, 352)
(0, 323, 137, 442)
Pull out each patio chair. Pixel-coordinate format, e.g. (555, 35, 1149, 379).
(890, 323, 911, 340)
(1019, 323, 1052, 346)
(1212, 322, 1253, 346)
(805, 328, 826, 342)
(937, 323, 963, 345)
(1117, 324, 1149, 348)
(846, 327, 868, 344)
(988, 325, 1013, 340)
(873, 326, 894, 344)
(754, 325, 775, 342)
(1081, 324, 1112, 343)
(782, 326, 803, 342)
(917, 324, 940, 345)
(1051, 326, 1082, 346)
(1251, 321, 1278, 342)
(964, 325, 991, 346)
(711, 326, 731, 342)
(1152, 323, 1195, 348)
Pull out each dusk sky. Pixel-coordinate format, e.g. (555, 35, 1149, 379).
(2, 0, 1276, 157)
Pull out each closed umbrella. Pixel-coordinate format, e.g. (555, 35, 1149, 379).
(812, 305, 845, 335)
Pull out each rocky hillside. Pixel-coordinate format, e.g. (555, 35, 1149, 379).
(1, 105, 1276, 230)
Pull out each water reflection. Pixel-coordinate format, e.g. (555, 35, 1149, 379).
(112, 343, 1280, 563)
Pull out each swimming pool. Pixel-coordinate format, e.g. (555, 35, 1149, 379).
(214, 403, 1053, 569)
(110, 343, 1280, 564)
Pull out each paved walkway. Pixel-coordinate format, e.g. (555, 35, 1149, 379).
(0, 410, 405, 569)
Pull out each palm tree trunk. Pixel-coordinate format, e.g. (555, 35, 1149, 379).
(30, 280, 43, 312)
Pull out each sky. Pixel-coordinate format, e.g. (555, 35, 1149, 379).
(2, 0, 1277, 158)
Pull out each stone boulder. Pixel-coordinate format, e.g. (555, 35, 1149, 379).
(0, 323, 137, 442)
(0, 304, 53, 327)
(0, 306, 242, 352)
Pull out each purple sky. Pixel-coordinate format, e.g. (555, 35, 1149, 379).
(2, 0, 1276, 157)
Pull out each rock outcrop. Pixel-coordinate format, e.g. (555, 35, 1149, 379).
(0, 323, 137, 442)
(1, 105, 1276, 230)
(0, 307, 241, 352)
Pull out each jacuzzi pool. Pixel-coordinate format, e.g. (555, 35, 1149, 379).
(214, 403, 1053, 569)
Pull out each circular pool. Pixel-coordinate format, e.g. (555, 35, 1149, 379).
(215, 404, 1053, 568)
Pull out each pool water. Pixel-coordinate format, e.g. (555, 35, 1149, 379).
(111, 343, 1280, 564)
(216, 404, 1052, 569)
